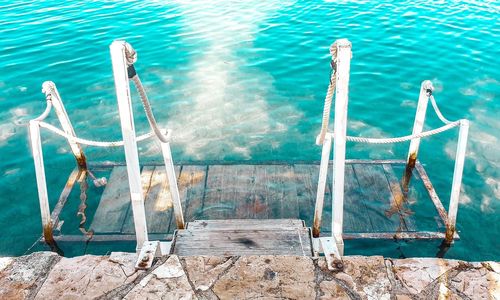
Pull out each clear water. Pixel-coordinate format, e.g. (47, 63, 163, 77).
(0, 0, 498, 260)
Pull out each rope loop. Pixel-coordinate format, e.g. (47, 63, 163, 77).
(123, 42, 137, 65)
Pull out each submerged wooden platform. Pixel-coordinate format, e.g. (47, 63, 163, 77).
(72, 160, 449, 241)
(47, 160, 458, 241)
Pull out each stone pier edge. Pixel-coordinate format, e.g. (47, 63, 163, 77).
(0, 252, 498, 299)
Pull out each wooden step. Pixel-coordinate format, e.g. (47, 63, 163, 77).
(172, 219, 312, 256)
(187, 219, 305, 231)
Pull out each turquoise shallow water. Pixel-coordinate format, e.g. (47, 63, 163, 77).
(0, 1, 499, 260)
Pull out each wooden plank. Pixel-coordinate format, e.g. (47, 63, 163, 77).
(121, 166, 155, 234)
(203, 165, 235, 219)
(187, 219, 305, 231)
(253, 166, 269, 219)
(352, 164, 400, 232)
(382, 164, 417, 231)
(173, 228, 312, 256)
(122, 166, 181, 234)
(91, 166, 132, 233)
(233, 165, 265, 219)
(343, 165, 374, 233)
(264, 165, 299, 219)
(203, 165, 269, 220)
(178, 165, 208, 223)
(294, 164, 318, 227)
(145, 166, 181, 233)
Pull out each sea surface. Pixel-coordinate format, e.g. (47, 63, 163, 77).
(0, 0, 498, 260)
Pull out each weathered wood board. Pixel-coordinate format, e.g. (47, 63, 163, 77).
(90, 167, 132, 233)
(173, 219, 312, 256)
(120, 166, 181, 234)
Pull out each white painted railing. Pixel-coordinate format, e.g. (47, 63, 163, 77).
(29, 41, 185, 254)
(313, 38, 469, 266)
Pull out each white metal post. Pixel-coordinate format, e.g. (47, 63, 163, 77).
(406, 81, 433, 165)
(446, 119, 469, 243)
(332, 39, 352, 255)
(402, 80, 433, 191)
(29, 120, 54, 243)
(42, 81, 87, 169)
(313, 133, 332, 237)
(160, 142, 185, 229)
(110, 41, 148, 251)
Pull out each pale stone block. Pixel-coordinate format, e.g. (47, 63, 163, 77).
(35, 254, 141, 299)
(213, 255, 316, 299)
(0, 252, 60, 300)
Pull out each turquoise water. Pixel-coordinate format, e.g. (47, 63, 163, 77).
(0, 1, 498, 260)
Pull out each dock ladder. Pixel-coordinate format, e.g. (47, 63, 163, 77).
(29, 38, 469, 270)
(311, 39, 469, 268)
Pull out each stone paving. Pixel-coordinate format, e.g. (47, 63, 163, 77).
(0, 252, 498, 299)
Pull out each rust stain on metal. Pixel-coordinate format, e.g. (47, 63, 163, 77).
(402, 152, 417, 194)
(43, 223, 54, 245)
(76, 154, 87, 170)
(77, 171, 94, 239)
(445, 224, 455, 245)
(312, 216, 321, 238)
(332, 257, 344, 271)
(175, 215, 185, 230)
(43, 223, 64, 255)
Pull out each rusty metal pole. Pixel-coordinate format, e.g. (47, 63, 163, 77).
(402, 80, 433, 192)
(42, 81, 87, 170)
(29, 120, 54, 244)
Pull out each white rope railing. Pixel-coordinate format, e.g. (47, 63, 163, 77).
(33, 100, 52, 121)
(429, 95, 453, 125)
(321, 90, 461, 144)
(38, 121, 170, 147)
(340, 120, 462, 144)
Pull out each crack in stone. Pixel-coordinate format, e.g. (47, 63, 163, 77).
(330, 276, 362, 300)
(384, 258, 413, 298)
(312, 258, 323, 300)
(179, 256, 239, 300)
(29, 254, 62, 300)
(96, 256, 169, 300)
(208, 256, 239, 290)
(418, 262, 480, 300)
(82, 264, 100, 296)
(313, 258, 362, 300)
(178, 256, 207, 299)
